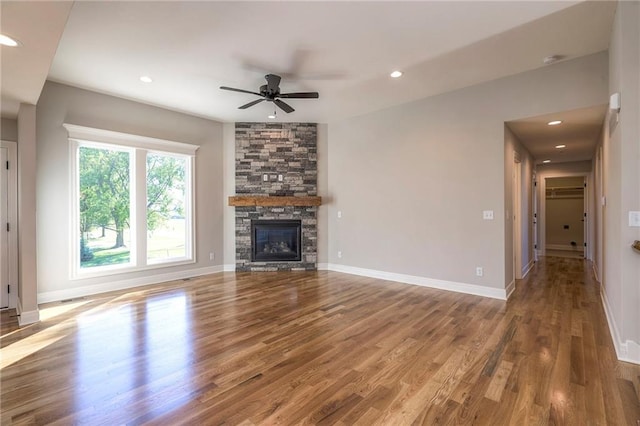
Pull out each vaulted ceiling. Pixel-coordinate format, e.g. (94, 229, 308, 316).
(2, 1, 616, 126)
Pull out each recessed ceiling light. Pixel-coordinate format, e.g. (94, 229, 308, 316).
(0, 34, 19, 47)
(547, 120, 562, 126)
(543, 55, 561, 65)
(139, 75, 153, 83)
(390, 70, 403, 78)
(268, 113, 276, 119)
(555, 144, 566, 149)
(543, 159, 551, 163)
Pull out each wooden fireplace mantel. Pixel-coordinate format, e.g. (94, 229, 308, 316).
(228, 196, 322, 207)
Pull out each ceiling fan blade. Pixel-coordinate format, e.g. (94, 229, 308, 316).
(278, 92, 319, 99)
(220, 86, 262, 96)
(238, 98, 265, 109)
(274, 99, 295, 113)
(265, 74, 281, 93)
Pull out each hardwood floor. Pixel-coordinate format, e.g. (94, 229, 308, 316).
(1, 257, 639, 425)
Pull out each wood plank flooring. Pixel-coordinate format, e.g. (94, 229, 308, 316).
(1, 257, 639, 425)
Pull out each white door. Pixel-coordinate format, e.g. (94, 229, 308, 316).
(583, 177, 588, 259)
(1, 146, 9, 308)
(1, 142, 17, 309)
(533, 173, 538, 261)
(513, 159, 522, 279)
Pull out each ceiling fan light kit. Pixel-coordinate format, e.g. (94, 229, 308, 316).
(220, 74, 319, 114)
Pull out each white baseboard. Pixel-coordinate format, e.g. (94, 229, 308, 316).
(317, 263, 329, 270)
(505, 280, 516, 300)
(38, 266, 225, 304)
(18, 310, 40, 326)
(16, 297, 40, 325)
(592, 263, 600, 283)
(522, 260, 535, 279)
(325, 263, 507, 300)
(624, 340, 640, 365)
(546, 244, 583, 251)
(223, 264, 236, 272)
(600, 289, 640, 365)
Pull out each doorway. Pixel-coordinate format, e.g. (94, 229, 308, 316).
(513, 155, 522, 279)
(544, 176, 586, 258)
(1, 141, 18, 309)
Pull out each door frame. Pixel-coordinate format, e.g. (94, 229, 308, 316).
(1, 140, 18, 309)
(513, 155, 523, 279)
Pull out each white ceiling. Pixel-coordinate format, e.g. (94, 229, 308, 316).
(1, 0, 617, 124)
(507, 104, 608, 164)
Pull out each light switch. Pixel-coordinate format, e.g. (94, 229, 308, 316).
(337, 211, 342, 219)
(629, 211, 640, 227)
(483, 210, 494, 220)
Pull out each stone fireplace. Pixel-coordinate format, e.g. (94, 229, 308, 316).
(232, 122, 318, 271)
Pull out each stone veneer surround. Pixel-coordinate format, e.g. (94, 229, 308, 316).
(234, 122, 317, 271)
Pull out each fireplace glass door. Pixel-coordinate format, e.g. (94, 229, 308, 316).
(251, 220, 302, 262)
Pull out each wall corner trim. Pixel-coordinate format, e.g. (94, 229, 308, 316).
(18, 311, 40, 326)
(325, 263, 507, 300)
(522, 260, 535, 279)
(505, 279, 516, 300)
(16, 298, 40, 326)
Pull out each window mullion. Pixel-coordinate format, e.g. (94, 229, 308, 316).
(134, 149, 148, 267)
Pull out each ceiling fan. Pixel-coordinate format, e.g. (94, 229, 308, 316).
(220, 74, 319, 113)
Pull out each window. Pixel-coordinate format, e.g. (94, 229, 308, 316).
(79, 144, 132, 268)
(66, 124, 198, 278)
(146, 153, 188, 263)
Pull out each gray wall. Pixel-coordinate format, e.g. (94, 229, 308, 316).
(327, 52, 608, 292)
(1, 118, 18, 141)
(602, 0, 640, 358)
(36, 81, 224, 300)
(222, 122, 235, 268)
(317, 123, 328, 264)
(546, 199, 585, 247)
(17, 104, 38, 322)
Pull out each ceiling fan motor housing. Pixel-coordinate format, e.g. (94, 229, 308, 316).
(220, 73, 319, 113)
(260, 85, 279, 99)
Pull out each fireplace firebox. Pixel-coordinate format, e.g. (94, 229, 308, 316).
(251, 220, 302, 262)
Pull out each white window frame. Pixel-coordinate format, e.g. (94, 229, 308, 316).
(65, 124, 198, 279)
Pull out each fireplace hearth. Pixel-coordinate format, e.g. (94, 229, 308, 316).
(251, 220, 302, 262)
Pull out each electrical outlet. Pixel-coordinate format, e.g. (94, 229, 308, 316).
(278, 174, 283, 182)
(476, 267, 483, 277)
(337, 211, 342, 219)
(209, 252, 215, 261)
(338, 251, 342, 259)
(262, 174, 268, 182)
